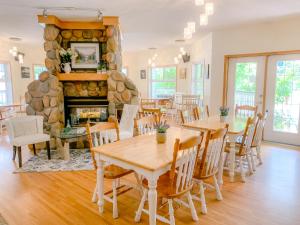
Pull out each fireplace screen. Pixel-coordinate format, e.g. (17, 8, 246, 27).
(64, 97, 108, 126)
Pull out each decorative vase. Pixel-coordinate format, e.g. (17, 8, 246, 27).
(156, 132, 166, 144)
(61, 62, 71, 74)
(220, 115, 227, 122)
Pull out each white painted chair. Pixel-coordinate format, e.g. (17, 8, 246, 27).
(135, 134, 204, 225)
(224, 117, 256, 182)
(119, 104, 139, 140)
(86, 121, 139, 219)
(134, 115, 156, 135)
(192, 126, 228, 214)
(5, 115, 51, 167)
(251, 111, 268, 166)
(179, 109, 196, 124)
(0, 107, 17, 135)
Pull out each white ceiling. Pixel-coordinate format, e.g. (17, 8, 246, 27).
(1, 0, 300, 51)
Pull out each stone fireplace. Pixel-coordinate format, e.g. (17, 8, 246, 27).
(25, 15, 139, 146)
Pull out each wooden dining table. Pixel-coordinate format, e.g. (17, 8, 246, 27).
(92, 126, 201, 225)
(183, 116, 248, 183)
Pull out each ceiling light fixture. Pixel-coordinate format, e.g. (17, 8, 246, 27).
(195, 0, 205, 6)
(200, 14, 208, 26)
(184, 27, 192, 39)
(205, 2, 214, 15)
(187, 22, 196, 33)
(9, 46, 25, 64)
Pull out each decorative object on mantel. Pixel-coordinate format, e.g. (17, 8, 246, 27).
(59, 48, 77, 73)
(97, 60, 107, 74)
(219, 106, 229, 122)
(70, 42, 100, 69)
(154, 120, 170, 144)
(14, 149, 93, 173)
(0, 213, 8, 225)
(21, 66, 30, 78)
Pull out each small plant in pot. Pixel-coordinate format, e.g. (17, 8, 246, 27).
(219, 106, 229, 122)
(154, 120, 170, 144)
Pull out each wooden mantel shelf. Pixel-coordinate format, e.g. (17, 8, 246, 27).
(57, 73, 108, 81)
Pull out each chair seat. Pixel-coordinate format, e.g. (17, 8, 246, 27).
(119, 130, 133, 140)
(225, 143, 246, 156)
(104, 165, 133, 179)
(142, 172, 191, 198)
(12, 134, 50, 146)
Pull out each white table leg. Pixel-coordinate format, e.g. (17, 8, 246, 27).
(229, 142, 236, 182)
(97, 158, 105, 213)
(148, 177, 158, 225)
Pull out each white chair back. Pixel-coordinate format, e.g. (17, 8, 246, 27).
(5, 116, 43, 143)
(180, 109, 194, 124)
(134, 115, 156, 135)
(252, 111, 268, 147)
(119, 104, 139, 134)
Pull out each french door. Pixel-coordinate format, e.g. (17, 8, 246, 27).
(227, 57, 265, 115)
(264, 54, 300, 145)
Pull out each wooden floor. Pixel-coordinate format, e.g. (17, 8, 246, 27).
(0, 134, 300, 225)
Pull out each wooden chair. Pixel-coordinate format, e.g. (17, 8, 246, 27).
(135, 134, 204, 225)
(251, 111, 268, 166)
(224, 117, 257, 182)
(192, 125, 228, 214)
(141, 99, 157, 109)
(205, 105, 210, 117)
(193, 105, 209, 120)
(134, 115, 156, 135)
(86, 121, 139, 219)
(235, 104, 258, 118)
(179, 109, 195, 124)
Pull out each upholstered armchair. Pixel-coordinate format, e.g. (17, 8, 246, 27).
(6, 116, 51, 167)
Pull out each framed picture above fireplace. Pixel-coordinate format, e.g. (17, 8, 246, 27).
(70, 42, 100, 69)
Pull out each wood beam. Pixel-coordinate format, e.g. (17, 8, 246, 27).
(38, 15, 119, 30)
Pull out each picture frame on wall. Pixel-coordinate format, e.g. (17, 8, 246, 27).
(70, 42, 100, 69)
(140, 69, 146, 79)
(21, 66, 30, 78)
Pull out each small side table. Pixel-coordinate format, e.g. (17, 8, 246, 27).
(55, 131, 86, 161)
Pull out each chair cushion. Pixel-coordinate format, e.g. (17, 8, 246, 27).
(12, 134, 50, 146)
(13, 120, 38, 137)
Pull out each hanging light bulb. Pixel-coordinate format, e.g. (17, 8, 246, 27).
(18, 54, 24, 64)
(174, 57, 179, 64)
(205, 2, 214, 15)
(195, 0, 205, 6)
(184, 27, 192, 39)
(187, 22, 196, 33)
(200, 14, 208, 26)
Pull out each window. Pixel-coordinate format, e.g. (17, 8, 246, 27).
(0, 63, 13, 105)
(191, 63, 204, 96)
(122, 67, 128, 76)
(33, 64, 47, 80)
(150, 66, 177, 98)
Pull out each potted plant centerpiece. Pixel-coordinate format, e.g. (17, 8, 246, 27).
(154, 120, 170, 144)
(219, 106, 229, 122)
(59, 48, 77, 74)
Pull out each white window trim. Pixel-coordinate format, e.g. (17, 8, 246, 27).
(0, 61, 13, 105)
(149, 65, 177, 99)
(33, 64, 47, 80)
(191, 60, 205, 97)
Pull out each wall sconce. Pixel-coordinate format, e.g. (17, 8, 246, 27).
(9, 46, 25, 64)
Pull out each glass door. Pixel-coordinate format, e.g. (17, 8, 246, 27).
(227, 57, 265, 116)
(265, 54, 300, 145)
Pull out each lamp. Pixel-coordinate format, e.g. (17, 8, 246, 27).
(205, 3, 214, 15)
(9, 46, 25, 64)
(200, 14, 208, 26)
(195, 0, 205, 6)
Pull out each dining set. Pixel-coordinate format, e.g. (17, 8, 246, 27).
(87, 103, 268, 225)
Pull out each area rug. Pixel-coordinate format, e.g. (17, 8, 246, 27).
(14, 149, 94, 173)
(0, 214, 8, 225)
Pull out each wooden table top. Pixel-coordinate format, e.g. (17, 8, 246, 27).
(183, 116, 247, 135)
(92, 126, 201, 171)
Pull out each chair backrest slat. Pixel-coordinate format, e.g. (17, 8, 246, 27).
(134, 115, 156, 135)
(179, 109, 195, 124)
(252, 111, 268, 147)
(235, 104, 258, 118)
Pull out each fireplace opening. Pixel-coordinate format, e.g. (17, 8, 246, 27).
(64, 97, 109, 126)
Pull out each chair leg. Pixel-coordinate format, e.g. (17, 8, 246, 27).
(112, 179, 119, 219)
(135, 188, 147, 222)
(213, 175, 223, 201)
(33, 144, 37, 155)
(46, 141, 51, 160)
(168, 199, 175, 225)
(187, 192, 199, 221)
(12, 146, 16, 160)
(256, 146, 263, 165)
(250, 148, 256, 172)
(92, 183, 98, 203)
(240, 157, 246, 182)
(199, 180, 207, 214)
(17, 146, 22, 167)
(246, 154, 253, 175)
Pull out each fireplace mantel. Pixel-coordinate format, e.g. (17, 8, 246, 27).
(57, 73, 108, 81)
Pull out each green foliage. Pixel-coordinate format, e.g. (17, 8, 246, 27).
(235, 63, 256, 92)
(275, 74, 293, 104)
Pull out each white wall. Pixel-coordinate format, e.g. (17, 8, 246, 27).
(123, 33, 213, 105)
(210, 17, 300, 114)
(0, 40, 45, 103)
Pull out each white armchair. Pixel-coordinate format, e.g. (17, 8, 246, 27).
(119, 104, 139, 140)
(6, 116, 51, 167)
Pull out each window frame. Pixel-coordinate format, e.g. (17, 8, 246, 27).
(32, 64, 47, 80)
(0, 61, 13, 105)
(122, 66, 128, 76)
(191, 61, 205, 97)
(149, 65, 177, 99)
